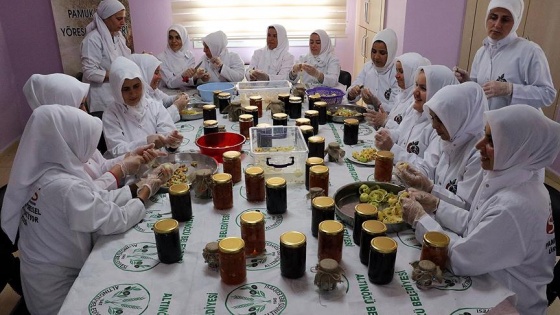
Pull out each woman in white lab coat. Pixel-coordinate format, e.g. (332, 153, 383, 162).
(1, 105, 167, 314)
(454, 0, 556, 110)
(129, 53, 189, 123)
(288, 29, 341, 88)
(103, 56, 183, 158)
(196, 30, 245, 83)
(81, 0, 131, 112)
(402, 104, 560, 314)
(157, 24, 197, 88)
(246, 24, 295, 81)
(347, 28, 400, 112)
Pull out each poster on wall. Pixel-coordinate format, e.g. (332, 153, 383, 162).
(50, 0, 133, 77)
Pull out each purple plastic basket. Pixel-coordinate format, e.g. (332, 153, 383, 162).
(305, 87, 345, 105)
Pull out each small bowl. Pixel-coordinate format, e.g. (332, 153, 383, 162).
(306, 86, 345, 105)
(195, 132, 246, 163)
(197, 82, 236, 102)
(327, 104, 366, 123)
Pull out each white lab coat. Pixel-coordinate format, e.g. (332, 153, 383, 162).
(157, 24, 197, 88)
(148, 88, 180, 123)
(389, 109, 438, 164)
(246, 24, 295, 81)
(84, 150, 124, 190)
(348, 62, 399, 111)
(199, 31, 245, 83)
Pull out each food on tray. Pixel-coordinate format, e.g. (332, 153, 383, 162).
(180, 109, 202, 116)
(253, 146, 295, 153)
(327, 108, 360, 117)
(352, 147, 378, 163)
(396, 161, 409, 171)
(357, 184, 406, 224)
(163, 164, 189, 187)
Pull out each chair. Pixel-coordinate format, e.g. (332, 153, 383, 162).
(0, 184, 23, 297)
(90, 111, 107, 154)
(546, 183, 560, 306)
(338, 70, 352, 91)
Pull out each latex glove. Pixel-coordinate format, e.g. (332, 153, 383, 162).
(119, 154, 144, 176)
(361, 88, 381, 110)
(250, 69, 269, 81)
(452, 66, 470, 83)
(347, 85, 361, 100)
(127, 143, 154, 158)
(482, 81, 512, 98)
(395, 162, 433, 192)
(200, 72, 211, 82)
(374, 128, 393, 151)
(138, 177, 164, 198)
(182, 68, 196, 80)
(291, 63, 303, 75)
(210, 57, 223, 71)
(401, 194, 427, 228)
(408, 188, 439, 213)
(165, 130, 183, 149)
(174, 93, 189, 112)
(151, 163, 174, 183)
(302, 64, 321, 78)
(147, 134, 167, 149)
(363, 105, 387, 129)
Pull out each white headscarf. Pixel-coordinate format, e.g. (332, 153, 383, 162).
(261, 24, 290, 72)
(160, 24, 194, 76)
(419, 65, 459, 103)
(485, 104, 560, 172)
(307, 29, 334, 68)
(85, 0, 129, 62)
(128, 53, 161, 95)
(371, 28, 398, 73)
(487, 0, 524, 36)
(109, 56, 148, 121)
(202, 30, 229, 60)
(23, 74, 89, 110)
(1, 105, 101, 242)
(395, 52, 431, 105)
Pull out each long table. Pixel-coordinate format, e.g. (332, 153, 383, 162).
(59, 95, 516, 314)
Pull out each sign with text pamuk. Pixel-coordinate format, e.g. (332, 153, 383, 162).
(50, 0, 133, 77)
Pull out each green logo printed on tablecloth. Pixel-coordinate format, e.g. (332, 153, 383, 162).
(343, 226, 355, 247)
(355, 274, 379, 314)
(218, 214, 230, 240)
(88, 283, 150, 315)
(397, 270, 426, 312)
(204, 293, 218, 314)
(246, 241, 281, 271)
(158, 293, 173, 314)
(396, 230, 422, 249)
(225, 282, 287, 315)
(433, 271, 472, 291)
(177, 122, 195, 133)
(180, 218, 194, 256)
(358, 124, 374, 137)
(134, 209, 171, 233)
(235, 209, 283, 231)
(450, 308, 490, 315)
(113, 242, 159, 272)
(195, 125, 204, 140)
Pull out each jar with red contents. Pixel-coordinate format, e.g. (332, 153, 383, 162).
(420, 231, 450, 270)
(374, 151, 394, 182)
(211, 173, 233, 210)
(318, 220, 344, 263)
(249, 95, 263, 117)
(222, 151, 242, 184)
(218, 237, 246, 285)
(245, 166, 265, 202)
(240, 211, 266, 257)
(238, 114, 253, 139)
(309, 165, 329, 196)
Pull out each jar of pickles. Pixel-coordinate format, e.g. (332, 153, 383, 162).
(305, 157, 324, 190)
(352, 203, 378, 245)
(309, 165, 329, 196)
(368, 236, 398, 285)
(169, 183, 192, 222)
(305, 110, 319, 135)
(202, 104, 217, 121)
(266, 177, 287, 214)
(374, 151, 394, 182)
(203, 120, 218, 135)
(280, 231, 306, 279)
(272, 113, 288, 126)
(153, 218, 182, 264)
(318, 220, 344, 263)
(218, 92, 231, 114)
(239, 114, 253, 139)
(420, 231, 450, 270)
(249, 95, 263, 118)
(244, 105, 259, 126)
(212, 173, 233, 210)
(308, 136, 325, 159)
(245, 166, 265, 202)
(218, 237, 246, 285)
(240, 211, 266, 257)
(222, 151, 242, 184)
(343, 118, 359, 145)
(314, 101, 328, 125)
(311, 196, 335, 237)
(288, 96, 302, 119)
(359, 220, 387, 265)
(308, 94, 321, 111)
(300, 125, 314, 145)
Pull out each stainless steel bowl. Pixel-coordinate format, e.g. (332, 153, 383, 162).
(326, 104, 366, 123)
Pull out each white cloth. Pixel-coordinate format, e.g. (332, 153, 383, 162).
(290, 29, 341, 87)
(199, 31, 245, 83)
(104, 56, 176, 157)
(157, 24, 197, 88)
(415, 104, 560, 315)
(246, 24, 295, 81)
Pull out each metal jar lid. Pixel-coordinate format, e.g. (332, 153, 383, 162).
(244, 105, 258, 112)
(245, 166, 264, 176)
(240, 211, 264, 225)
(218, 92, 231, 98)
(344, 118, 359, 125)
(289, 96, 302, 103)
(312, 196, 335, 209)
(213, 90, 222, 95)
(273, 113, 288, 120)
(153, 218, 179, 234)
(306, 157, 324, 166)
(295, 118, 311, 125)
(212, 173, 232, 184)
(218, 237, 245, 254)
(202, 104, 216, 110)
(299, 125, 314, 134)
(309, 165, 329, 175)
(355, 203, 378, 216)
(222, 151, 241, 160)
(239, 114, 253, 122)
(249, 95, 262, 101)
(256, 123, 272, 128)
(308, 94, 321, 101)
(280, 231, 306, 248)
(314, 101, 327, 108)
(266, 177, 286, 188)
(305, 110, 319, 117)
(203, 119, 218, 127)
(371, 236, 398, 254)
(308, 136, 325, 144)
(376, 150, 394, 160)
(277, 93, 290, 99)
(169, 183, 190, 196)
(318, 220, 344, 235)
(362, 220, 387, 235)
(423, 231, 450, 248)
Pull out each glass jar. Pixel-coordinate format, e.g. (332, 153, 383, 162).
(305, 110, 319, 135)
(295, 117, 311, 127)
(249, 95, 263, 118)
(280, 231, 306, 279)
(300, 125, 314, 146)
(353, 203, 378, 245)
(218, 92, 231, 114)
(318, 220, 344, 263)
(308, 136, 325, 159)
(218, 237, 246, 285)
(278, 93, 291, 110)
(222, 151, 242, 184)
(268, 100, 285, 116)
(245, 166, 265, 202)
(420, 231, 450, 270)
(308, 94, 321, 111)
(240, 211, 266, 257)
(368, 236, 398, 285)
(238, 114, 253, 139)
(309, 165, 329, 196)
(374, 151, 394, 182)
(326, 142, 344, 162)
(313, 258, 343, 291)
(266, 177, 287, 214)
(288, 96, 302, 119)
(311, 196, 335, 237)
(212, 173, 233, 210)
(307, 187, 326, 207)
(202, 104, 217, 121)
(305, 157, 324, 190)
(272, 113, 288, 126)
(227, 100, 242, 122)
(202, 241, 220, 271)
(244, 105, 259, 126)
(169, 183, 192, 222)
(153, 218, 182, 264)
(359, 220, 387, 265)
(343, 118, 360, 145)
(193, 169, 213, 199)
(203, 119, 219, 135)
(213, 90, 222, 106)
(314, 101, 328, 125)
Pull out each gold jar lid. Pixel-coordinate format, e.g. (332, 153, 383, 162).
(314, 101, 327, 108)
(222, 151, 241, 160)
(202, 104, 216, 110)
(273, 113, 288, 120)
(169, 183, 190, 196)
(309, 165, 329, 175)
(278, 93, 290, 99)
(239, 114, 253, 122)
(153, 218, 179, 234)
(266, 177, 286, 188)
(371, 236, 398, 254)
(218, 237, 245, 254)
(240, 211, 265, 225)
(299, 125, 314, 133)
(295, 118, 311, 125)
(249, 95, 262, 101)
(376, 150, 394, 160)
(280, 231, 306, 248)
(213, 90, 222, 95)
(306, 157, 324, 166)
(344, 118, 359, 125)
(203, 119, 218, 127)
(309, 94, 321, 100)
(312, 196, 335, 209)
(308, 135, 325, 144)
(212, 173, 232, 184)
(355, 203, 377, 216)
(256, 123, 272, 128)
(318, 220, 344, 235)
(305, 110, 319, 117)
(362, 220, 387, 235)
(245, 166, 264, 176)
(423, 231, 450, 248)
(244, 105, 258, 112)
(289, 96, 302, 102)
(218, 92, 231, 98)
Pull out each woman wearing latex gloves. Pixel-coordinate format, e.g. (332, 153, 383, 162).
(375, 65, 458, 165)
(453, 0, 555, 110)
(347, 28, 400, 114)
(289, 29, 341, 88)
(0, 105, 172, 314)
(364, 52, 431, 130)
(395, 82, 486, 210)
(157, 24, 197, 88)
(196, 30, 244, 83)
(130, 53, 189, 123)
(401, 104, 560, 315)
(103, 56, 183, 157)
(22, 73, 166, 190)
(246, 24, 294, 81)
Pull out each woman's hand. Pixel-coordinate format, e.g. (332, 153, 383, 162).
(174, 93, 189, 112)
(401, 194, 428, 227)
(165, 130, 183, 149)
(363, 106, 387, 129)
(408, 188, 439, 213)
(347, 85, 361, 100)
(453, 66, 470, 83)
(374, 128, 393, 151)
(210, 57, 223, 71)
(302, 64, 320, 78)
(147, 134, 167, 149)
(200, 71, 210, 82)
(361, 88, 380, 108)
(183, 68, 197, 79)
(250, 69, 269, 81)
(395, 163, 433, 192)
